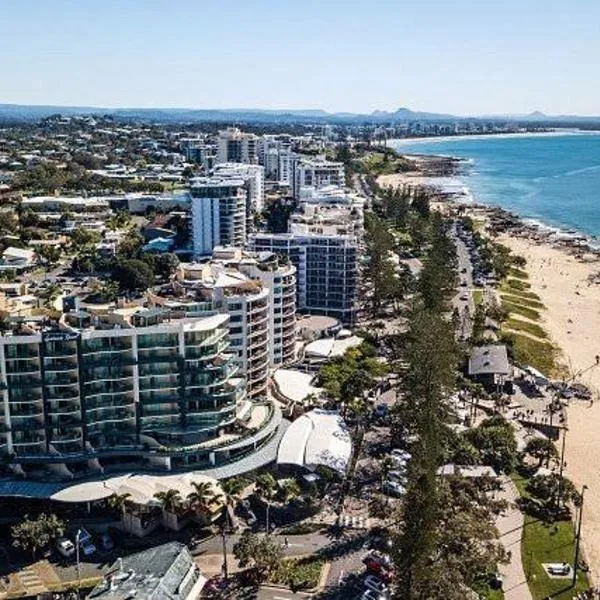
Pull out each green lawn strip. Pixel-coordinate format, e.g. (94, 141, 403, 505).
(499, 284, 541, 301)
(473, 289, 484, 306)
(511, 473, 588, 599)
(269, 556, 325, 590)
(502, 300, 541, 322)
(504, 318, 548, 340)
(500, 293, 545, 310)
(509, 267, 530, 280)
(501, 278, 532, 293)
(500, 332, 558, 375)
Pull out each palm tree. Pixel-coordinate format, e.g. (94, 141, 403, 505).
(106, 492, 133, 517)
(255, 473, 277, 535)
(218, 477, 244, 584)
(187, 481, 220, 519)
(280, 479, 301, 504)
(153, 489, 182, 514)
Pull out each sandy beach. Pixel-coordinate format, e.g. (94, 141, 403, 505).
(496, 235, 600, 574)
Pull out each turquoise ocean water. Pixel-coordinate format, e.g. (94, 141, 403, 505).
(391, 132, 600, 238)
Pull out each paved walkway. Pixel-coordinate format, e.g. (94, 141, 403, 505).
(497, 476, 532, 600)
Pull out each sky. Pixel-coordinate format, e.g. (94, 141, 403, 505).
(1, 0, 600, 116)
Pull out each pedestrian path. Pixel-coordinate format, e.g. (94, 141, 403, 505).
(497, 476, 532, 600)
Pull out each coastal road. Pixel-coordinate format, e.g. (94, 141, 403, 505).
(452, 222, 475, 339)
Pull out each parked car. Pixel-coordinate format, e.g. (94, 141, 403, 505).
(364, 575, 388, 595)
(387, 470, 406, 484)
(361, 589, 386, 600)
(390, 448, 411, 461)
(373, 404, 388, 419)
(56, 538, 75, 558)
(383, 480, 406, 497)
(363, 551, 392, 569)
(75, 528, 97, 556)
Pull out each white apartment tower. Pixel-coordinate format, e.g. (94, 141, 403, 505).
(190, 177, 247, 256)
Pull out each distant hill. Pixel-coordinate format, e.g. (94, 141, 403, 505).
(0, 103, 599, 125)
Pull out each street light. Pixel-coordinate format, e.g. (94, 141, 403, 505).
(572, 484, 588, 587)
(75, 529, 81, 600)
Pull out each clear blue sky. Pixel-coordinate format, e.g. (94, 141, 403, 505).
(2, 0, 599, 115)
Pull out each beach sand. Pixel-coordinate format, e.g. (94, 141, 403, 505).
(498, 235, 600, 575)
(378, 172, 429, 189)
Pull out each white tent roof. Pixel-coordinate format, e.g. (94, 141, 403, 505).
(273, 369, 322, 404)
(277, 409, 352, 474)
(50, 472, 222, 505)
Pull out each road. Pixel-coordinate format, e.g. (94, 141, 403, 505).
(193, 532, 335, 559)
(452, 223, 475, 339)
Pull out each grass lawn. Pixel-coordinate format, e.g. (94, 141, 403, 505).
(499, 284, 541, 301)
(269, 556, 325, 590)
(502, 300, 541, 322)
(504, 318, 548, 340)
(500, 293, 545, 310)
(501, 332, 559, 375)
(473, 289, 484, 306)
(502, 278, 532, 293)
(361, 152, 413, 176)
(509, 267, 530, 280)
(511, 472, 589, 599)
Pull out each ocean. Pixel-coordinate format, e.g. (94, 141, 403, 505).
(390, 132, 600, 238)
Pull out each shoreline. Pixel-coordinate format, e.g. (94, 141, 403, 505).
(388, 128, 592, 146)
(378, 159, 600, 578)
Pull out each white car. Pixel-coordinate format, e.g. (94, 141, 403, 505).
(387, 470, 406, 484)
(364, 574, 388, 595)
(383, 480, 406, 497)
(56, 538, 75, 558)
(361, 590, 386, 600)
(390, 449, 411, 462)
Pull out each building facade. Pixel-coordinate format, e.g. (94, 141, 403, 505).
(292, 157, 345, 198)
(0, 309, 248, 477)
(212, 162, 265, 213)
(249, 229, 358, 323)
(190, 177, 247, 256)
(216, 128, 258, 165)
(149, 249, 296, 397)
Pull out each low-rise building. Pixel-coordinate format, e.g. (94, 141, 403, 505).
(86, 541, 206, 599)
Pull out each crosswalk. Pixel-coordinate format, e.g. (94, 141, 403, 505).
(338, 514, 370, 529)
(14, 565, 46, 596)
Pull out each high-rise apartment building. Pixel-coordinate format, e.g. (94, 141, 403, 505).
(292, 157, 345, 199)
(150, 249, 297, 398)
(249, 227, 358, 323)
(0, 309, 247, 477)
(190, 177, 247, 256)
(212, 163, 265, 213)
(216, 128, 258, 165)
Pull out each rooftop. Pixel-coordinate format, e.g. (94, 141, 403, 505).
(86, 542, 205, 600)
(468, 344, 511, 376)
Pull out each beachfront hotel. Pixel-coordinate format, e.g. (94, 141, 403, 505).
(0, 306, 283, 480)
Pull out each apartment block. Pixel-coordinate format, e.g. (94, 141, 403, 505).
(150, 249, 296, 397)
(216, 128, 258, 165)
(190, 177, 247, 256)
(0, 309, 246, 477)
